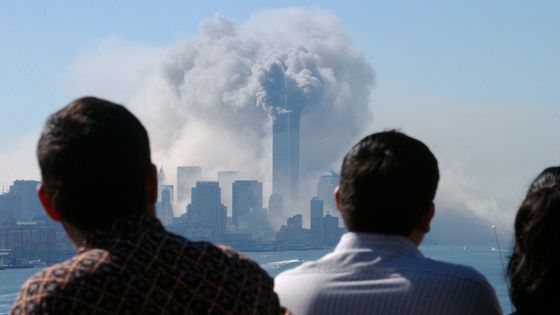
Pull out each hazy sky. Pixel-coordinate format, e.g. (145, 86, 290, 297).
(1, 1, 559, 243)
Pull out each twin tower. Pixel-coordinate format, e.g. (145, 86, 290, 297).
(272, 108, 301, 211)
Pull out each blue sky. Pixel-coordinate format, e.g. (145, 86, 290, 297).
(1, 1, 558, 143)
(0, 1, 559, 241)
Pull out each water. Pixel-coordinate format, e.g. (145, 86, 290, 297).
(0, 267, 43, 315)
(0, 245, 510, 314)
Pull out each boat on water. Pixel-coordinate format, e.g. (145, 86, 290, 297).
(6, 258, 48, 269)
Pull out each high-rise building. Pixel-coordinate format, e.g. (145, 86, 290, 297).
(156, 186, 174, 226)
(0, 221, 56, 263)
(317, 172, 340, 214)
(158, 166, 167, 184)
(157, 167, 172, 202)
(159, 184, 174, 206)
(268, 193, 284, 229)
(0, 193, 15, 222)
(323, 214, 344, 246)
(217, 171, 239, 217)
(232, 180, 263, 227)
(0, 180, 44, 221)
(272, 109, 301, 213)
(176, 166, 201, 210)
(287, 214, 303, 229)
(310, 197, 324, 233)
(186, 181, 226, 241)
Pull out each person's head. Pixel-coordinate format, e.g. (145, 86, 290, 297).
(336, 130, 439, 240)
(508, 166, 560, 314)
(37, 97, 157, 232)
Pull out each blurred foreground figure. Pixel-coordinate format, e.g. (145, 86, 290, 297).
(508, 167, 560, 315)
(10, 97, 283, 315)
(275, 130, 501, 315)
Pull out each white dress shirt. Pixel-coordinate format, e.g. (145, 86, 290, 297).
(275, 232, 502, 315)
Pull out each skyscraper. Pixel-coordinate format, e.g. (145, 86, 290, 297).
(2, 180, 44, 221)
(310, 197, 324, 233)
(156, 186, 174, 226)
(176, 166, 201, 211)
(157, 166, 175, 205)
(232, 180, 263, 227)
(217, 171, 239, 217)
(272, 109, 301, 213)
(186, 181, 226, 241)
(310, 197, 325, 246)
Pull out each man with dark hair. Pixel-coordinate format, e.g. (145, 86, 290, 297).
(275, 130, 501, 315)
(10, 97, 284, 314)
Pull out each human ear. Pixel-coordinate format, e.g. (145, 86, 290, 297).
(334, 186, 341, 215)
(420, 202, 435, 233)
(145, 164, 158, 206)
(37, 183, 62, 222)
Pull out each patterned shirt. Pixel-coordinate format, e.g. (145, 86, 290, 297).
(275, 232, 502, 315)
(10, 215, 284, 315)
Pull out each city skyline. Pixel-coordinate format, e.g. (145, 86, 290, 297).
(2, 2, 559, 245)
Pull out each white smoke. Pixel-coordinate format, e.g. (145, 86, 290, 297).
(101, 8, 375, 212)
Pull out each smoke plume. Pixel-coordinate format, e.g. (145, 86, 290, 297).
(103, 8, 375, 212)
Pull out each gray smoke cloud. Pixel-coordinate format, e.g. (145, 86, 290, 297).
(116, 8, 375, 212)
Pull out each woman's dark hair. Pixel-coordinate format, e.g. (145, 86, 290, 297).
(508, 166, 560, 314)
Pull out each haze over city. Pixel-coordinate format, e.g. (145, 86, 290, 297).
(1, 1, 559, 244)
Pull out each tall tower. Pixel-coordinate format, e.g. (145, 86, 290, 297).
(272, 109, 301, 212)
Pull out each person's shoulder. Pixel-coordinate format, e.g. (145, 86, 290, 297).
(9, 249, 110, 314)
(419, 257, 491, 286)
(163, 232, 273, 279)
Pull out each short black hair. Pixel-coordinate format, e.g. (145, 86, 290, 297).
(338, 130, 439, 236)
(37, 97, 152, 230)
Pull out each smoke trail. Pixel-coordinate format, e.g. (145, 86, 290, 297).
(116, 8, 375, 210)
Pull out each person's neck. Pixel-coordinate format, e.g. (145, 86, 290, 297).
(407, 229, 425, 246)
(62, 207, 156, 251)
(61, 221, 90, 250)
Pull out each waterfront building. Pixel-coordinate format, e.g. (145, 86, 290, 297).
(0, 221, 56, 264)
(186, 181, 226, 242)
(0, 180, 44, 222)
(310, 197, 324, 244)
(276, 214, 309, 244)
(323, 214, 344, 246)
(237, 208, 274, 240)
(232, 180, 263, 227)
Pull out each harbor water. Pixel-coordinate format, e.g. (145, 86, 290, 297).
(0, 245, 510, 314)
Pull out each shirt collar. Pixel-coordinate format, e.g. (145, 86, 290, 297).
(335, 232, 424, 258)
(78, 214, 164, 253)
